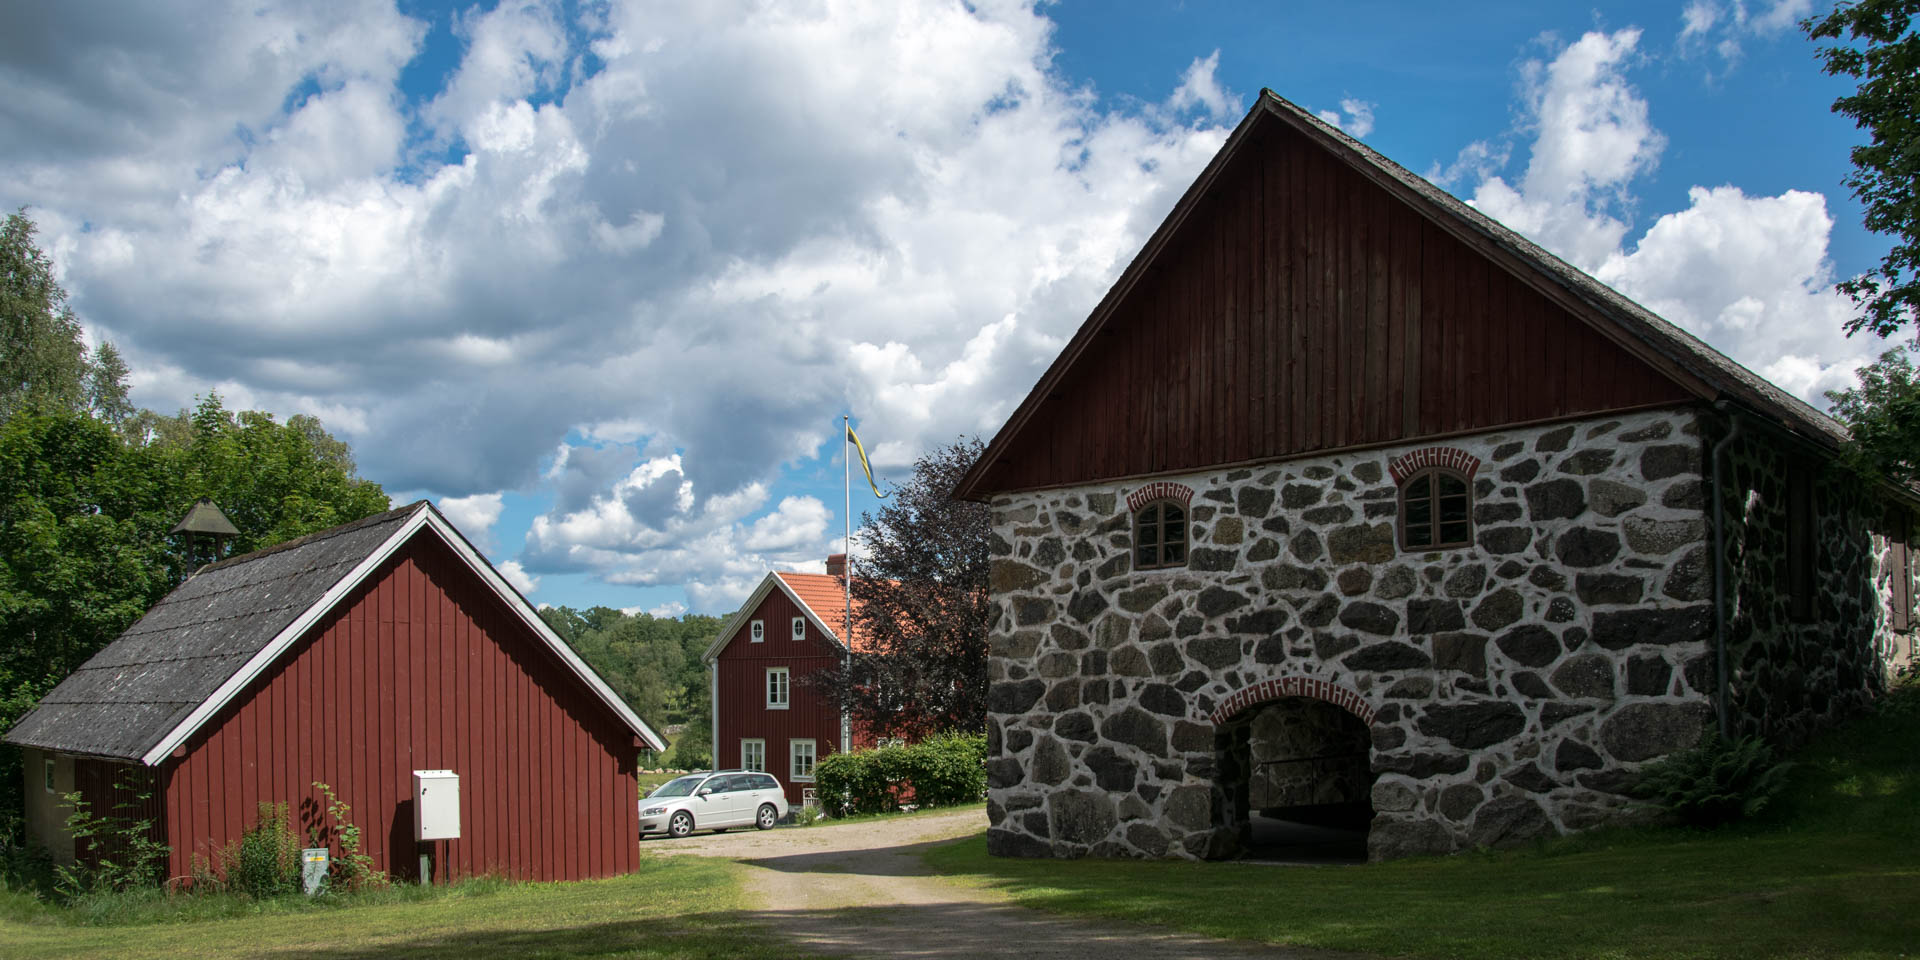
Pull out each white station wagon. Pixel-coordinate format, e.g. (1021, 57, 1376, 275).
(640, 770, 790, 838)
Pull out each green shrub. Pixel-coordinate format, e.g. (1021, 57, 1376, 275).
(311, 781, 384, 891)
(1633, 732, 1794, 827)
(815, 731, 986, 818)
(226, 802, 299, 899)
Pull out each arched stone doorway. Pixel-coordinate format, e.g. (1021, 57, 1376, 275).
(1213, 677, 1377, 862)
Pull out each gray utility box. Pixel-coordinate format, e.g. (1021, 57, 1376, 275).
(413, 770, 460, 841)
(301, 847, 329, 895)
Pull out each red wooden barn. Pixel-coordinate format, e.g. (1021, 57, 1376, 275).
(702, 554, 882, 806)
(6, 500, 665, 884)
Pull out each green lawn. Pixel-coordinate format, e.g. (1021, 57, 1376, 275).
(637, 768, 689, 796)
(800, 802, 988, 829)
(923, 686, 1920, 960)
(1, 856, 814, 960)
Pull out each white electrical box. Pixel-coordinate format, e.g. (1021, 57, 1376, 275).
(413, 770, 460, 841)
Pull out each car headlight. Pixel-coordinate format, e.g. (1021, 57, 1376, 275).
(642, 806, 669, 816)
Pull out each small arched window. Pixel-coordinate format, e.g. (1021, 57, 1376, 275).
(1135, 500, 1189, 570)
(1399, 468, 1472, 550)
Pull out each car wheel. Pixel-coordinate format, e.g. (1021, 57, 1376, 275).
(668, 811, 694, 839)
(756, 804, 777, 830)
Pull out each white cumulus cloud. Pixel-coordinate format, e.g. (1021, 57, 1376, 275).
(1461, 29, 1880, 407)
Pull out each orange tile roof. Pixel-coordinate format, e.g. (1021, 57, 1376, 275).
(774, 571, 881, 652)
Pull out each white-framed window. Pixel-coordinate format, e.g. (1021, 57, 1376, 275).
(43, 758, 56, 794)
(766, 667, 790, 709)
(792, 616, 806, 641)
(750, 619, 765, 643)
(741, 739, 766, 772)
(791, 739, 817, 782)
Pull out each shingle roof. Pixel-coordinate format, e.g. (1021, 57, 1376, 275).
(5, 503, 420, 761)
(9, 500, 670, 761)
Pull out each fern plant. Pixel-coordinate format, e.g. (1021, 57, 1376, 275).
(1633, 732, 1795, 827)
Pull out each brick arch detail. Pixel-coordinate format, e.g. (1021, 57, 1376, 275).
(1126, 481, 1194, 513)
(1387, 446, 1482, 484)
(1208, 675, 1377, 726)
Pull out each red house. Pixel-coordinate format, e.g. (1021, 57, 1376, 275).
(6, 501, 665, 883)
(703, 554, 879, 806)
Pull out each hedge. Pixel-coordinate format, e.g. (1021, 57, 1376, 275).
(813, 731, 986, 817)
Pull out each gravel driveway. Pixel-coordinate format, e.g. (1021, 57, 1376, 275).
(644, 808, 1350, 959)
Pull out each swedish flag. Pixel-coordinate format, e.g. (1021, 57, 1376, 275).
(847, 425, 888, 498)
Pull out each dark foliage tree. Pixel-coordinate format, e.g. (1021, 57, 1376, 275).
(1805, 1, 1920, 338)
(2, 210, 91, 423)
(2, 210, 390, 845)
(537, 606, 720, 728)
(1825, 340, 1920, 486)
(817, 438, 990, 740)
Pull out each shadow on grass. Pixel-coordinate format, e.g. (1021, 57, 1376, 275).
(924, 829, 1920, 959)
(734, 835, 968, 878)
(261, 910, 788, 960)
(264, 901, 1319, 960)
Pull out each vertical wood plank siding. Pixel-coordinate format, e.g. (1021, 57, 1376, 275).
(714, 588, 846, 807)
(72, 760, 165, 870)
(988, 124, 1689, 493)
(159, 536, 639, 884)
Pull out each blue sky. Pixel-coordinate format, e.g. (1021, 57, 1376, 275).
(0, 0, 1891, 617)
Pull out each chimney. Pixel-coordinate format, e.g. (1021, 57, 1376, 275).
(826, 553, 847, 579)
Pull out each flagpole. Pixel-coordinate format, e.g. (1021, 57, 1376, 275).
(841, 414, 852, 756)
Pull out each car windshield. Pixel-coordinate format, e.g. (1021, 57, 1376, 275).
(648, 775, 709, 798)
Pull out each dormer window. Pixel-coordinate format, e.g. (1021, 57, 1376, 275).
(1399, 468, 1472, 550)
(1134, 501, 1188, 570)
(750, 619, 765, 643)
(792, 617, 806, 641)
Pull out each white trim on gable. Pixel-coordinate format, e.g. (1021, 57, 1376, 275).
(701, 572, 848, 664)
(140, 503, 666, 766)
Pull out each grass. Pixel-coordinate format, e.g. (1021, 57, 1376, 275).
(637, 769, 689, 796)
(801, 802, 987, 829)
(922, 684, 1920, 959)
(0, 856, 813, 959)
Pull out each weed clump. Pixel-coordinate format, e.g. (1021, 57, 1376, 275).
(1633, 732, 1794, 827)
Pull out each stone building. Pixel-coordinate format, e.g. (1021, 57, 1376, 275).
(953, 91, 1919, 861)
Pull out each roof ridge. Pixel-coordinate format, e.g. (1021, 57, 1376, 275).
(192, 500, 424, 575)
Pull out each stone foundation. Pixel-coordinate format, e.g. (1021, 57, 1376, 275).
(985, 408, 1719, 860)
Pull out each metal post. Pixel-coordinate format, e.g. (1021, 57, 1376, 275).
(842, 415, 853, 756)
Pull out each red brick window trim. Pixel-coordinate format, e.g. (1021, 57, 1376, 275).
(1387, 447, 1482, 484)
(1126, 482, 1194, 514)
(1209, 676, 1377, 726)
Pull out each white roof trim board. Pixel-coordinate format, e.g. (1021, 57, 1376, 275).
(140, 503, 665, 765)
(701, 571, 848, 664)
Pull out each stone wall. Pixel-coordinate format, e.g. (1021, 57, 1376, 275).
(1718, 424, 1912, 745)
(985, 407, 1720, 861)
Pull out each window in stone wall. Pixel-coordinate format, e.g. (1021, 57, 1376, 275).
(1134, 500, 1188, 570)
(1785, 464, 1816, 623)
(1398, 468, 1472, 550)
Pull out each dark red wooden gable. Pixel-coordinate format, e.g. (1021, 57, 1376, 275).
(969, 119, 1693, 497)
